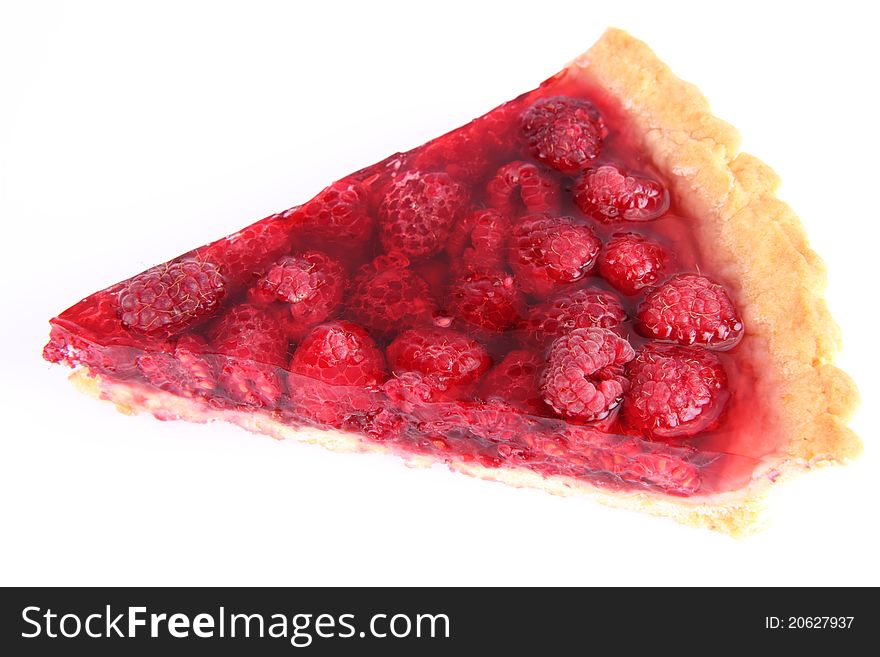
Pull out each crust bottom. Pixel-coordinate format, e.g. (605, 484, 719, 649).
(72, 367, 790, 536)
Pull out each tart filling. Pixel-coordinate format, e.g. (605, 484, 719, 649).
(44, 29, 859, 531)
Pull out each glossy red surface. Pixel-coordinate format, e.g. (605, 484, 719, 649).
(44, 67, 783, 497)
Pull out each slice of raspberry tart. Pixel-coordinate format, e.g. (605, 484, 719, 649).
(43, 29, 861, 534)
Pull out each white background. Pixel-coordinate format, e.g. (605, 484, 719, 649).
(1, 0, 877, 586)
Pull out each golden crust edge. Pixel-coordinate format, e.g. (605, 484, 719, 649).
(576, 29, 861, 468)
(71, 368, 771, 537)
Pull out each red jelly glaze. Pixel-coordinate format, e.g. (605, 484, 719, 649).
(44, 66, 783, 498)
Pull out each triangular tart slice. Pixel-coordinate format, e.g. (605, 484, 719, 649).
(44, 29, 860, 534)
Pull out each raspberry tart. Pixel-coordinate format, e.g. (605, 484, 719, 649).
(43, 29, 861, 534)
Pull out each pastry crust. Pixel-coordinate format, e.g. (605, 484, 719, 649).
(572, 29, 861, 510)
(55, 29, 861, 536)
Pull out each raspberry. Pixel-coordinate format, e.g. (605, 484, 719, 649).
(412, 102, 520, 183)
(462, 400, 536, 445)
(637, 274, 743, 348)
(353, 408, 409, 442)
(540, 327, 635, 422)
(622, 343, 728, 439)
(255, 251, 346, 327)
(598, 232, 670, 295)
(383, 371, 451, 407)
(420, 399, 534, 448)
(136, 334, 216, 398)
(413, 131, 491, 184)
(446, 208, 510, 273)
(447, 270, 525, 333)
(479, 350, 546, 414)
(378, 171, 469, 260)
(522, 287, 627, 345)
(209, 303, 290, 407)
(118, 259, 226, 336)
(347, 255, 437, 339)
(414, 130, 489, 182)
(486, 161, 559, 215)
(289, 320, 387, 387)
(287, 321, 386, 430)
(520, 96, 606, 172)
(574, 165, 668, 222)
(563, 427, 701, 494)
(197, 213, 295, 289)
(507, 214, 602, 298)
(290, 179, 374, 245)
(386, 327, 492, 391)
(624, 451, 701, 495)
